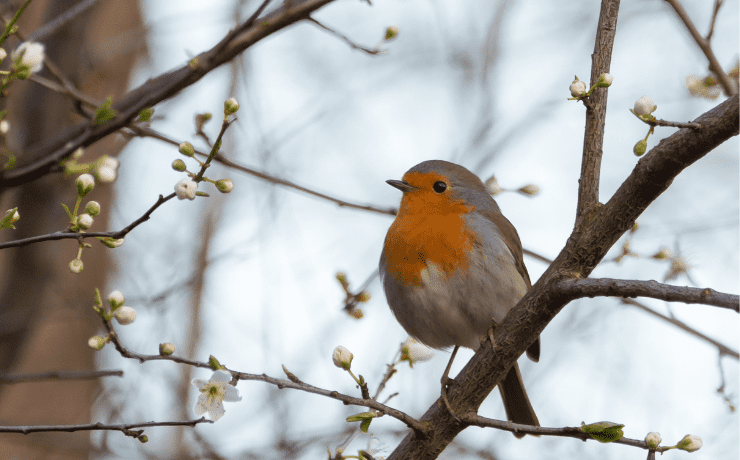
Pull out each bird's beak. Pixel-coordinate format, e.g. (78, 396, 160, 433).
(386, 179, 415, 193)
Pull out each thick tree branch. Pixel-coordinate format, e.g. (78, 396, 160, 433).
(575, 0, 620, 220)
(554, 278, 739, 312)
(0, 0, 339, 191)
(388, 91, 738, 459)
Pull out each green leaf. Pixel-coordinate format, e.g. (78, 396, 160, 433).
(360, 418, 371, 433)
(61, 202, 74, 221)
(137, 107, 154, 122)
(581, 421, 625, 443)
(94, 97, 117, 124)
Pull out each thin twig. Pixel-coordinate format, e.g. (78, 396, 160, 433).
(663, 0, 737, 97)
(26, 0, 102, 43)
(706, 0, 724, 43)
(308, 18, 381, 55)
(0, 418, 212, 437)
(0, 193, 175, 250)
(125, 124, 396, 216)
(620, 297, 739, 359)
(99, 317, 426, 433)
(0, 369, 123, 384)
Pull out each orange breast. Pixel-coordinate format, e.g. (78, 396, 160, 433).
(384, 197, 475, 286)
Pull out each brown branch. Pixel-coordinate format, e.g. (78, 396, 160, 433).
(308, 18, 381, 55)
(0, 193, 175, 250)
(554, 278, 739, 312)
(125, 124, 396, 216)
(0, 418, 212, 439)
(0, 0, 339, 191)
(575, 0, 620, 222)
(663, 0, 737, 97)
(620, 298, 739, 359)
(0, 369, 123, 383)
(706, 0, 724, 43)
(100, 318, 426, 434)
(387, 93, 738, 458)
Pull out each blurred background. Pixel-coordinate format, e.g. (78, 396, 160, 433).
(0, 0, 737, 459)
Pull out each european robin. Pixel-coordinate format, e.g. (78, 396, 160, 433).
(379, 160, 540, 435)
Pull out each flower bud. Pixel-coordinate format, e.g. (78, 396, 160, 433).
(12, 42, 45, 77)
(113, 306, 137, 325)
(215, 179, 233, 193)
(645, 432, 661, 449)
(677, 434, 702, 452)
(97, 237, 124, 248)
(0, 48, 6, 62)
(633, 139, 647, 156)
(175, 179, 198, 201)
(88, 335, 107, 350)
(69, 258, 84, 273)
(570, 77, 587, 97)
(332, 346, 353, 370)
(76, 174, 95, 196)
(224, 98, 240, 116)
(96, 156, 119, 183)
(159, 342, 176, 356)
(76, 213, 93, 230)
(384, 26, 399, 41)
(0, 120, 9, 134)
(597, 72, 613, 87)
(108, 290, 125, 308)
(84, 201, 101, 216)
(172, 159, 187, 171)
(179, 142, 195, 157)
(633, 95, 656, 116)
(400, 337, 435, 366)
(518, 184, 540, 196)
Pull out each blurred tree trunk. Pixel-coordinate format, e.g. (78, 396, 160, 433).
(0, 0, 145, 458)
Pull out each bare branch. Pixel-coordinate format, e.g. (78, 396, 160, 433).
(25, 0, 102, 43)
(554, 278, 739, 312)
(0, 0, 340, 191)
(0, 193, 175, 250)
(126, 124, 396, 216)
(0, 418, 212, 438)
(308, 18, 381, 55)
(663, 0, 737, 96)
(99, 318, 427, 433)
(0, 369, 123, 384)
(706, 0, 724, 43)
(621, 297, 739, 359)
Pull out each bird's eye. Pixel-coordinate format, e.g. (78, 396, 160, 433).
(432, 181, 447, 193)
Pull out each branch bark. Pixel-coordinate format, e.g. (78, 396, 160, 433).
(554, 278, 739, 312)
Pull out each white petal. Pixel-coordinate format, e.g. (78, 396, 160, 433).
(191, 378, 207, 389)
(223, 385, 241, 402)
(194, 394, 209, 415)
(210, 370, 232, 383)
(207, 401, 226, 421)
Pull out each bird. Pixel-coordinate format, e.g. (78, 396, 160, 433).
(379, 159, 540, 436)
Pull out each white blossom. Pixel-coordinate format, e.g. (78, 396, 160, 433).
(192, 370, 241, 421)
